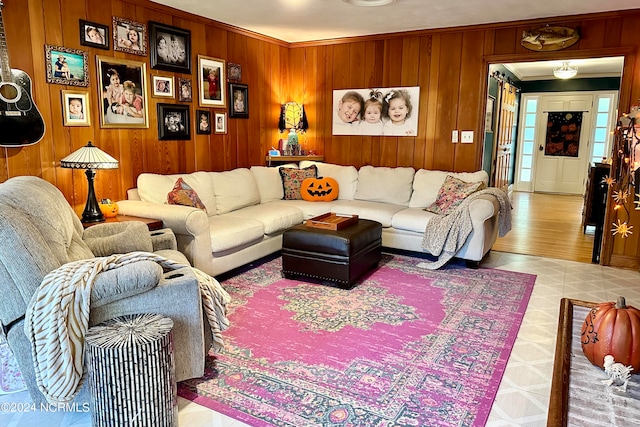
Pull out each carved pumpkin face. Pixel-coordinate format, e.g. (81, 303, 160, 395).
(99, 202, 119, 218)
(301, 177, 339, 202)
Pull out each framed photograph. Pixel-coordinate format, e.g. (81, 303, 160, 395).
(214, 112, 227, 134)
(96, 55, 148, 129)
(228, 83, 248, 118)
(158, 103, 190, 140)
(196, 109, 211, 135)
(485, 95, 495, 132)
(152, 75, 174, 98)
(61, 90, 90, 126)
(79, 20, 109, 50)
(227, 63, 241, 82)
(113, 17, 147, 56)
(45, 45, 88, 86)
(149, 21, 191, 74)
(178, 78, 192, 102)
(198, 55, 226, 108)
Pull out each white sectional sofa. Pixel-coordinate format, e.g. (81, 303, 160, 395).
(116, 161, 502, 277)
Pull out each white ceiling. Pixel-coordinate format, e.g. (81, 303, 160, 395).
(505, 57, 625, 81)
(151, 0, 640, 44)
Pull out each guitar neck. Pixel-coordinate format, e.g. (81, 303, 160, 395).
(0, 1, 12, 82)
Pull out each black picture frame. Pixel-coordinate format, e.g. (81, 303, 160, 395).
(149, 21, 191, 74)
(196, 110, 211, 135)
(79, 20, 109, 50)
(158, 103, 190, 140)
(228, 83, 248, 118)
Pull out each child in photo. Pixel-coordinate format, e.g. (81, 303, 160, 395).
(333, 90, 364, 135)
(68, 98, 83, 120)
(358, 90, 384, 135)
(382, 89, 415, 136)
(103, 68, 123, 113)
(233, 90, 244, 112)
(199, 113, 210, 132)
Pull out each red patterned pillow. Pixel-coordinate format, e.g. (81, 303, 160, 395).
(279, 165, 318, 200)
(167, 178, 207, 211)
(424, 175, 485, 215)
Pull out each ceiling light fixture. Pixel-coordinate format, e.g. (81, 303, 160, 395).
(553, 62, 578, 79)
(343, 0, 396, 6)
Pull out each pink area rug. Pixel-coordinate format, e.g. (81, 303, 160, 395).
(178, 254, 536, 426)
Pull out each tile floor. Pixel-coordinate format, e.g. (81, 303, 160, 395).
(2, 250, 639, 427)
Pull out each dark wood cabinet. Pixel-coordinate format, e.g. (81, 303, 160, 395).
(582, 163, 610, 231)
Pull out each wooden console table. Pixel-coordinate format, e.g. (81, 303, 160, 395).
(83, 215, 163, 231)
(549, 298, 640, 426)
(265, 155, 324, 166)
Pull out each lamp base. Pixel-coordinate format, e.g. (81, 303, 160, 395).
(82, 169, 105, 223)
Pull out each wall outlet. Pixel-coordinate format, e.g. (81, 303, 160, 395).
(451, 130, 459, 143)
(461, 131, 474, 143)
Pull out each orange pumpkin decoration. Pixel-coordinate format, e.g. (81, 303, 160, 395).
(301, 176, 339, 202)
(99, 202, 119, 218)
(581, 296, 640, 373)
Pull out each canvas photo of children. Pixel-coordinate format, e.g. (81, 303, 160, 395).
(331, 86, 420, 136)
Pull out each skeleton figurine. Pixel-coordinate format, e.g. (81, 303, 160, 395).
(602, 354, 633, 393)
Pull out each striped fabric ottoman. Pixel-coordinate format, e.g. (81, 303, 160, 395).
(85, 313, 176, 427)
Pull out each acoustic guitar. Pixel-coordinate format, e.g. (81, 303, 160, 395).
(0, 1, 45, 147)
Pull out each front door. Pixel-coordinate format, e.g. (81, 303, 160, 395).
(534, 95, 592, 194)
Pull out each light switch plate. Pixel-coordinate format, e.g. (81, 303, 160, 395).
(461, 131, 473, 143)
(452, 130, 458, 143)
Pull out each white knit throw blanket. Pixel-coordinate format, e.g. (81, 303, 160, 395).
(24, 251, 230, 404)
(419, 188, 512, 269)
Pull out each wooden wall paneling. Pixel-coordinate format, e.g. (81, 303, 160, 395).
(603, 17, 623, 48)
(413, 35, 432, 171)
(424, 34, 440, 171)
(328, 44, 351, 164)
(245, 37, 264, 166)
(208, 26, 232, 170)
(456, 30, 486, 172)
(432, 32, 463, 171)
(312, 45, 328, 158)
(297, 46, 316, 157)
(346, 41, 366, 167)
(377, 38, 404, 166)
(322, 45, 334, 161)
(492, 27, 518, 55)
(227, 32, 248, 168)
(578, 19, 606, 50)
(188, 20, 211, 171)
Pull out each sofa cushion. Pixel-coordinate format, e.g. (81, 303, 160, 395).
(299, 161, 358, 200)
(409, 169, 489, 208)
(225, 203, 303, 235)
(279, 165, 318, 200)
(138, 172, 217, 214)
(425, 175, 485, 215)
(208, 215, 264, 253)
(210, 168, 260, 214)
(250, 164, 298, 203)
(354, 165, 415, 206)
(391, 207, 439, 233)
(167, 178, 207, 211)
(331, 200, 406, 228)
(267, 199, 340, 220)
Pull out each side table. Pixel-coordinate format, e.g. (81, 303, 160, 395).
(83, 215, 163, 231)
(85, 313, 177, 427)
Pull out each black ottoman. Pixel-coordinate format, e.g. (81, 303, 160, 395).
(282, 219, 382, 288)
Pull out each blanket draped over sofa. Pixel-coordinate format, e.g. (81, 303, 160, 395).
(420, 188, 512, 269)
(24, 251, 230, 404)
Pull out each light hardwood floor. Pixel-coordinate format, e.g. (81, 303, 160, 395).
(492, 191, 596, 264)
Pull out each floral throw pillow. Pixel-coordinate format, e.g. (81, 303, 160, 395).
(279, 165, 318, 200)
(424, 175, 485, 215)
(167, 177, 207, 211)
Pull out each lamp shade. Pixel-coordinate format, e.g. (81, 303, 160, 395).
(553, 62, 578, 79)
(278, 102, 309, 133)
(60, 141, 119, 170)
(60, 141, 119, 223)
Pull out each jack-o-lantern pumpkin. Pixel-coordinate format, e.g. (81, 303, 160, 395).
(581, 296, 640, 373)
(99, 202, 119, 218)
(301, 176, 339, 202)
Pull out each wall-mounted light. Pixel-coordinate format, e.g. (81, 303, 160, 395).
(553, 62, 578, 79)
(278, 102, 309, 155)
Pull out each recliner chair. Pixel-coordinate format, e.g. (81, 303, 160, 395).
(0, 176, 213, 405)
